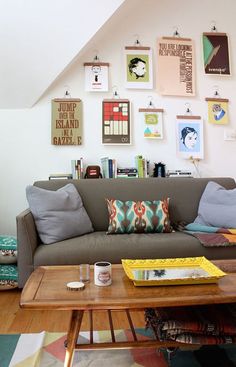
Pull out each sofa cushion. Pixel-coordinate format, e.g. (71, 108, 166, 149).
(106, 198, 171, 234)
(26, 183, 94, 244)
(34, 230, 234, 269)
(194, 181, 236, 228)
(0, 236, 17, 264)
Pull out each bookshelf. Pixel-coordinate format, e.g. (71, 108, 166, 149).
(50, 156, 151, 180)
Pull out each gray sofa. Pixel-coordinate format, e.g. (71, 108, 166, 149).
(16, 177, 236, 288)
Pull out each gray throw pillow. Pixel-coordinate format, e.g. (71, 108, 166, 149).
(194, 181, 236, 228)
(26, 183, 94, 244)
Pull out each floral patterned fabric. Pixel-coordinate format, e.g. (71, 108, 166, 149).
(106, 198, 172, 234)
(0, 235, 17, 264)
(0, 264, 18, 290)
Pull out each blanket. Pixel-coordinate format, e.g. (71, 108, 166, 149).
(181, 222, 236, 247)
(145, 303, 236, 345)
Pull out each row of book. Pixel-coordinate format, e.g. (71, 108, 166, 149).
(71, 158, 84, 179)
(49, 155, 150, 180)
(117, 167, 138, 178)
(100, 157, 117, 178)
(135, 155, 150, 178)
(100, 155, 150, 178)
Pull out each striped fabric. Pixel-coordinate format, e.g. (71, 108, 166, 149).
(145, 304, 236, 345)
(183, 222, 236, 247)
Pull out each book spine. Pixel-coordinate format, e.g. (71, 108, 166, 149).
(108, 159, 113, 178)
(80, 157, 84, 179)
(146, 160, 150, 177)
(76, 159, 80, 179)
(101, 157, 109, 178)
(112, 159, 117, 178)
(117, 168, 138, 174)
(117, 174, 138, 178)
(71, 160, 76, 179)
(138, 156, 144, 178)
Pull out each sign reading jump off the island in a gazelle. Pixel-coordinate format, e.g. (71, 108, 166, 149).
(51, 98, 82, 145)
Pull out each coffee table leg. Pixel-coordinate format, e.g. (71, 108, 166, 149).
(64, 310, 84, 367)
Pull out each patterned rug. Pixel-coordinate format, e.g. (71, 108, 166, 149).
(1, 329, 236, 366)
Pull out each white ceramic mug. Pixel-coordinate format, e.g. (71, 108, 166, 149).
(94, 261, 112, 286)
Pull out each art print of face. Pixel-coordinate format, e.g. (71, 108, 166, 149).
(184, 131, 197, 149)
(132, 61, 146, 77)
(181, 126, 198, 150)
(128, 57, 147, 79)
(92, 65, 101, 75)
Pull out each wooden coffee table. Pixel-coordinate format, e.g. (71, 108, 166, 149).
(20, 261, 236, 367)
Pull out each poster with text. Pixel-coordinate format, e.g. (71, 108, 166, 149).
(157, 37, 195, 96)
(84, 62, 109, 91)
(124, 47, 153, 89)
(51, 99, 82, 145)
(206, 98, 229, 124)
(139, 108, 164, 139)
(102, 99, 131, 144)
(176, 116, 203, 159)
(203, 33, 230, 75)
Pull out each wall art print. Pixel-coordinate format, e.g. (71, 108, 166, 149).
(176, 116, 204, 159)
(205, 97, 229, 124)
(202, 33, 230, 75)
(157, 37, 195, 96)
(139, 108, 164, 139)
(102, 99, 131, 145)
(124, 47, 153, 89)
(51, 98, 82, 145)
(84, 62, 109, 91)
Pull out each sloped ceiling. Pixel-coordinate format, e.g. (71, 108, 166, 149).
(0, 0, 125, 108)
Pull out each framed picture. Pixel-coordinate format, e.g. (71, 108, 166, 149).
(157, 37, 195, 96)
(102, 99, 131, 145)
(202, 33, 230, 75)
(84, 62, 109, 91)
(51, 98, 82, 145)
(139, 108, 164, 139)
(205, 97, 229, 124)
(176, 116, 204, 159)
(124, 47, 153, 89)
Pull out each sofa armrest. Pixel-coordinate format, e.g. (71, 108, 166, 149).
(16, 208, 39, 288)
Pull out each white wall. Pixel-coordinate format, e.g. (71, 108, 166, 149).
(0, 0, 125, 108)
(0, 0, 236, 235)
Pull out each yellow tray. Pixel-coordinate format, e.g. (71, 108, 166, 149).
(121, 257, 226, 286)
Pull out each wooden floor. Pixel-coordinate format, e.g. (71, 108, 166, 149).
(0, 289, 145, 334)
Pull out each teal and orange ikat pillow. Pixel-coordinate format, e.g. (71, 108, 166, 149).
(106, 198, 172, 234)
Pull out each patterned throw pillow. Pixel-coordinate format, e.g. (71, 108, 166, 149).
(106, 199, 172, 234)
(0, 236, 17, 264)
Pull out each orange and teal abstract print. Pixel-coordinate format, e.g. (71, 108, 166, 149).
(106, 199, 171, 234)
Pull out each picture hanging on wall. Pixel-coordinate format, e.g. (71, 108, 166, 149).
(102, 99, 131, 145)
(205, 97, 229, 124)
(157, 37, 195, 96)
(139, 107, 164, 139)
(202, 33, 230, 75)
(51, 98, 82, 145)
(84, 62, 109, 91)
(124, 46, 153, 89)
(176, 115, 204, 159)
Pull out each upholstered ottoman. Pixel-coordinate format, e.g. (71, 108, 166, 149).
(0, 236, 18, 290)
